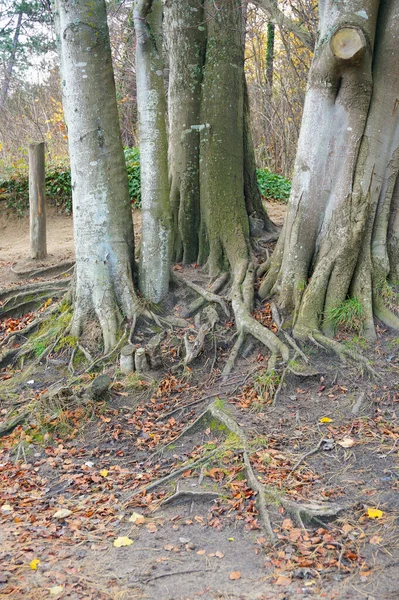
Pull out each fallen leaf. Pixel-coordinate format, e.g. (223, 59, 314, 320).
(215, 551, 224, 559)
(113, 536, 134, 548)
(164, 544, 174, 551)
(337, 438, 355, 448)
(197, 549, 206, 555)
(227, 537, 234, 542)
(275, 575, 291, 586)
(129, 512, 145, 524)
(342, 523, 353, 534)
(229, 571, 241, 580)
(370, 535, 383, 545)
(30, 559, 40, 570)
(367, 508, 383, 519)
(49, 585, 64, 596)
(53, 509, 72, 520)
(1, 504, 12, 513)
(99, 469, 109, 477)
(319, 417, 333, 423)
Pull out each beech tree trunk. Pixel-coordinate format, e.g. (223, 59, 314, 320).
(55, 0, 141, 351)
(260, 0, 399, 341)
(134, 0, 171, 303)
(165, 0, 276, 269)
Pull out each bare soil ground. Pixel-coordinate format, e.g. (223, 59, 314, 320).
(0, 204, 398, 600)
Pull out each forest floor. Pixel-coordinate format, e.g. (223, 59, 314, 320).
(0, 203, 398, 600)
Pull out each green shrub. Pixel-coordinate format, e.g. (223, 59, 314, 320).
(1, 147, 142, 215)
(1, 150, 287, 215)
(124, 146, 141, 208)
(256, 168, 291, 202)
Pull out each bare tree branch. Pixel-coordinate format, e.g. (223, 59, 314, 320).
(252, 0, 314, 50)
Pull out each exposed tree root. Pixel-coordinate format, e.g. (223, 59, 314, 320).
(161, 489, 219, 506)
(182, 272, 229, 318)
(151, 400, 344, 539)
(172, 270, 230, 317)
(310, 331, 381, 378)
(124, 450, 218, 503)
(374, 297, 399, 331)
(0, 411, 28, 438)
(0, 279, 70, 304)
(231, 262, 289, 364)
(222, 331, 245, 378)
(11, 260, 75, 280)
(184, 306, 219, 366)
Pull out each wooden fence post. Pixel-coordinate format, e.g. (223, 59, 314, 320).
(29, 142, 47, 259)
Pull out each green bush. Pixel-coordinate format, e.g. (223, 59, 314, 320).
(256, 168, 291, 202)
(124, 146, 141, 208)
(0, 150, 288, 216)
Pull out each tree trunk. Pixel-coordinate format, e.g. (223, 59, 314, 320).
(54, 0, 141, 351)
(165, 0, 206, 264)
(29, 142, 47, 260)
(165, 0, 277, 269)
(260, 0, 399, 342)
(134, 0, 171, 303)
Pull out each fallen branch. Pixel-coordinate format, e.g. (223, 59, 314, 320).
(289, 438, 334, 475)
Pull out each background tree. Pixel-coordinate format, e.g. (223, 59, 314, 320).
(0, 0, 54, 110)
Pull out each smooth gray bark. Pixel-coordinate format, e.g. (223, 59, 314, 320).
(29, 142, 47, 260)
(55, 0, 140, 351)
(261, 0, 399, 340)
(134, 0, 171, 303)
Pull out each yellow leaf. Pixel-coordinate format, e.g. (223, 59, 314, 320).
(227, 537, 234, 542)
(100, 469, 109, 477)
(49, 585, 64, 596)
(129, 512, 145, 524)
(113, 536, 134, 548)
(367, 508, 383, 519)
(30, 559, 40, 570)
(319, 417, 333, 423)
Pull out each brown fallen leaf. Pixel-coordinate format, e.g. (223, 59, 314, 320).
(215, 551, 224, 559)
(275, 575, 291, 586)
(337, 438, 355, 448)
(369, 535, 383, 545)
(229, 571, 241, 580)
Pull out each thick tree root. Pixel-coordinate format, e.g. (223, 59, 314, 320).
(184, 306, 219, 366)
(182, 272, 229, 318)
(11, 260, 75, 280)
(310, 331, 381, 378)
(152, 400, 344, 539)
(173, 270, 230, 318)
(231, 263, 289, 363)
(0, 411, 28, 438)
(124, 450, 218, 503)
(161, 490, 219, 506)
(0, 279, 70, 304)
